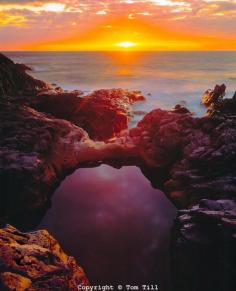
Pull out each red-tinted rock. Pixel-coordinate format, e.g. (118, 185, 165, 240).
(0, 102, 88, 224)
(202, 84, 236, 116)
(34, 89, 145, 140)
(201, 84, 226, 106)
(0, 101, 139, 226)
(0, 54, 49, 98)
(15, 63, 33, 72)
(0, 225, 89, 290)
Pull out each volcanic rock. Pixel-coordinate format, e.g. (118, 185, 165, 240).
(33, 89, 145, 140)
(0, 101, 139, 227)
(0, 101, 89, 225)
(202, 84, 226, 106)
(0, 53, 48, 99)
(202, 84, 236, 116)
(171, 199, 236, 291)
(123, 107, 236, 208)
(0, 224, 89, 290)
(1, 52, 236, 291)
(15, 63, 33, 72)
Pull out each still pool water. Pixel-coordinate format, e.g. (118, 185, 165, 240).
(39, 165, 176, 290)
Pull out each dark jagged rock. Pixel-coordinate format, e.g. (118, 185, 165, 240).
(0, 101, 139, 227)
(33, 89, 145, 140)
(0, 53, 49, 99)
(73, 89, 145, 140)
(0, 53, 145, 141)
(171, 199, 236, 291)
(15, 63, 33, 72)
(0, 224, 89, 290)
(202, 84, 236, 116)
(123, 108, 236, 208)
(0, 102, 91, 226)
(202, 84, 226, 106)
(171, 104, 191, 114)
(32, 91, 84, 121)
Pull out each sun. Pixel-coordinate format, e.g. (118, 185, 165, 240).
(116, 41, 137, 49)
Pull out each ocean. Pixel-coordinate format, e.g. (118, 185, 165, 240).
(5, 51, 236, 125)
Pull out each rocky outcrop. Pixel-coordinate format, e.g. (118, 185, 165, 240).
(33, 89, 145, 140)
(0, 224, 89, 290)
(15, 63, 33, 72)
(171, 199, 236, 291)
(0, 53, 48, 99)
(0, 101, 88, 226)
(1, 52, 236, 291)
(202, 84, 236, 116)
(202, 84, 226, 107)
(0, 53, 145, 140)
(117, 108, 236, 209)
(0, 101, 139, 227)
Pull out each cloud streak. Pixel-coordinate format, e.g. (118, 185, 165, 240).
(0, 0, 236, 50)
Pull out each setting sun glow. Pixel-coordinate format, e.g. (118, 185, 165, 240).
(1, 0, 236, 51)
(116, 41, 137, 49)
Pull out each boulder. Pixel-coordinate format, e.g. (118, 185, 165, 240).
(202, 84, 236, 116)
(0, 224, 89, 290)
(201, 84, 226, 106)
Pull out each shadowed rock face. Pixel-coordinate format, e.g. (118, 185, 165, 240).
(118, 107, 236, 208)
(0, 53, 48, 99)
(202, 84, 226, 107)
(33, 89, 145, 140)
(172, 199, 236, 291)
(202, 84, 236, 116)
(0, 102, 90, 225)
(0, 52, 145, 141)
(0, 225, 89, 290)
(0, 101, 140, 227)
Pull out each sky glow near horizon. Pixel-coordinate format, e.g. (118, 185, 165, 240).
(0, 0, 236, 50)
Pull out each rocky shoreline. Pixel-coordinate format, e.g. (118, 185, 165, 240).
(0, 53, 235, 290)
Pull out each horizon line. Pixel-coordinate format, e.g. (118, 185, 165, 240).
(2, 49, 236, 53)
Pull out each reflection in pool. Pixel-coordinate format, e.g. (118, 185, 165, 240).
(39, 165, 176, 290)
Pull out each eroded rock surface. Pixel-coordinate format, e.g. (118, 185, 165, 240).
(172, 199, 236, 291)
(0, 224, 89, 290)
(202, 84, 236, 116)
(0, 101, 139, 227)
(119, 108, 236, 209)
(0, 53, 48, 99)
(0, 102, 88, 224)
(33, 89, 145, 140)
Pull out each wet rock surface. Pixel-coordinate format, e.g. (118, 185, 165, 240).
(33, 88, 145, 140)
(1, 53, 236, 290)
(0, 53, 48, 99)
(0, 102, 138, 227)
(0, 225, 89, 290)
(0, 101, 91, 226)
(172, 199, 236, 291)
(202, 84, 236, 116)
(123, 107, 236, 208)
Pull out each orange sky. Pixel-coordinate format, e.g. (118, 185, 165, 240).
(1, 0, 236, 51)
